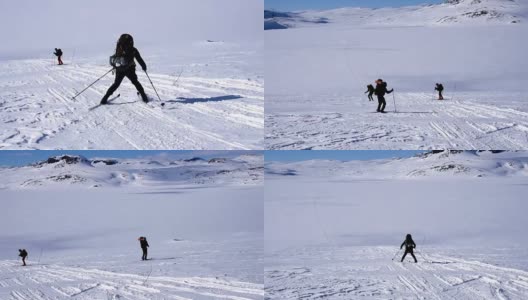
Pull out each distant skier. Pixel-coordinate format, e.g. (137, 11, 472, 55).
(435, 83, 444, 100)
(365, 84, 375, 101)
(138, 236, 149, 261)
(100, 33, 149, 105)
(18, 249, 28, 266)
(374, 79, 393, 113)
(53, 48, 63, 65)
(400, 234, 417, 263)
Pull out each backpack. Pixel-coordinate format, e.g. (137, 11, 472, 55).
(110, 34, 135, 68)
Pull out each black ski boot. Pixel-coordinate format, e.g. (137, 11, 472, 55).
(100, 95, 110, 105)
(141, 93, 149, 103)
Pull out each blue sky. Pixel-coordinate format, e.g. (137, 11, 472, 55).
(0, 150, 259, 167)
(265, 151, 424, 162)
(265, 0, 442, 11)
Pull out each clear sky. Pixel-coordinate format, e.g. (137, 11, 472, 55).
(265, 0, 443, 11)
(0, 150, 259, 167)
(265, 150, 424, 162)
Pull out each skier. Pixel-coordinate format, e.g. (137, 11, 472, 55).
(138, 236, 149, 261)
(100, 34, 149, 105)
(435, 83, 444, 100)
(400, 234, 417, 263)
(374, 79, 393, 113)
(18, 249, 28, 266)
(365, 84, 375, 101)
(53, 48, 63, 65)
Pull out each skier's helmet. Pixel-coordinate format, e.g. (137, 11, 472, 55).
(406, 234, 412, 239)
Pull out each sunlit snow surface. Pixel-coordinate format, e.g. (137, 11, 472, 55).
(265, 0, 528, 150)
(265, 151, 528, 299)
(0, 155, 263, 299)
(0, 43, 263, 150)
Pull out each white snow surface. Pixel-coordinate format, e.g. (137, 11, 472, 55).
(0, 0, 263, 150)
(0, 153, 263, 189)
(266, 0, 528, 29)
(265, 151, 528, 299)
(0, 43, 263, 150)
(265, 150, 528, 179)
(0, 155, 264, 299)
(265, 0, 528, 150)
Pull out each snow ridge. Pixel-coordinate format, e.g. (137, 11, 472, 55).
(266, 150, 528, 179)
(265, 0, 526, 30)
(0, 154, 263, 189)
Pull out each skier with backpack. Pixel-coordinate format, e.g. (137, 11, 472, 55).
(435, 83, 444, 100)
(18, 249, 28, 266)
(400, 234, 418, 263)
(374, 79, 393, 113)
(100, 34, 149, 105)
(138, 236, 149, 261)
(365, 84, 375, 101)
(53, 48, 63, 65)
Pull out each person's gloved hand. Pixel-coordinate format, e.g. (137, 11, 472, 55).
(143, 66, 147, 72)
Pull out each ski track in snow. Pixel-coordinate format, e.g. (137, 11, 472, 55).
(0, 60, 263, 150)
(265, 246, 528, 300)
(0, 261, 263, 300)
(265, 94, 528, 150)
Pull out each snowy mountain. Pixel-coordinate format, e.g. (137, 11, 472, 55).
(0, 154, 263, 189)
(265, 0, 527, 29)
(266, 150, 528, 179)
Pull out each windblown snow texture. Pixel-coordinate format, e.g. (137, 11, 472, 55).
(0, 44, 263, 150)
(265, 151, 528, 299)
(265, 0, 528, 150)
(0, 154, 264, 299)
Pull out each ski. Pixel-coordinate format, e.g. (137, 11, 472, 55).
(89, 94, 121, 111)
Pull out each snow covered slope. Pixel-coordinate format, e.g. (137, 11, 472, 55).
(0, 153, 263, 189)
(265, 151, 528, 299)
(0, 261, 262, 300)
(0, 153, 264, 299)
(265, 0, 528, 150)
(266, 0, 528, 29)
(0, 42, 263, 150)
(266, 150, 528, 179)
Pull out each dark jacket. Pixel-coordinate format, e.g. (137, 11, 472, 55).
(401, 238, 416, 250)
(54, 49, 63, 57)
(140, 239, 149, 248)
(19, 249, 28, 258)
(115, 47, 146, 71)
(375, 82, 393, 97)
(365, 85, 375, 94)
(435, 84, 444, 92)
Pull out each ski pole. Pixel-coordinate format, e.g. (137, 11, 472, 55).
(37, 248, 43, 264)
(71, 48, 76, 65)
(391, 249, 400, 261)
(392, 91, 397, 113)
(174, 68, 184, 86)
(71, 67, 114, 100)
(144, 70, 162, 102)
